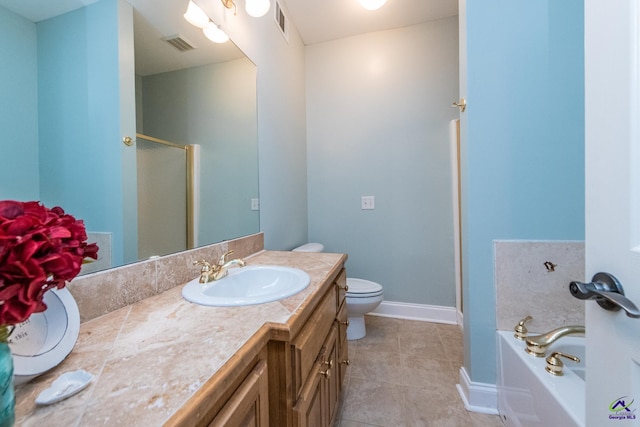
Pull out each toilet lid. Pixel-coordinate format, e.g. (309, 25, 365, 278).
(346, 278, 383, 294)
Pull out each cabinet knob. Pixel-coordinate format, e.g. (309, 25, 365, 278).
(339, 319, 349, 327)
(321, 359, 333, 368)
(341, 359, 350, 366)
(338, 283, 349, 292)
(320, 367, 331, 379)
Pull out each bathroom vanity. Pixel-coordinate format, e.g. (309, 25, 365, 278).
(14, 249, 348, 427)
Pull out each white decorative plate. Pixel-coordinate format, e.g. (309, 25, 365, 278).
(8, 287, 80, 385)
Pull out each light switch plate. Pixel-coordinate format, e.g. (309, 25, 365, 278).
(361, 196, 375, 210)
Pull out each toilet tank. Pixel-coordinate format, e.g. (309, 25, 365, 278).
(292, 243, 324, 253)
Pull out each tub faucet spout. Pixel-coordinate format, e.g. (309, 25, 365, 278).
(525, 325, 585, 357)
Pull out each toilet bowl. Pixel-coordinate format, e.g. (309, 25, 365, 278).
(344, 278, 383, 340)
(292, 243, 384, 340)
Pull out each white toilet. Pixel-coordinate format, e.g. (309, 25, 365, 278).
(292, 243, 384, 340)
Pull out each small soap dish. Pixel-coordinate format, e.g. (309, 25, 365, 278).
(35, 370, 93, 405)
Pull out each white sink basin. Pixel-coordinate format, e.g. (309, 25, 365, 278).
(181, 265, 311, 306)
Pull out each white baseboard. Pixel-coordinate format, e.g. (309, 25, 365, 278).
(456, 367, 498, 415)
(369, 300, 458, 325)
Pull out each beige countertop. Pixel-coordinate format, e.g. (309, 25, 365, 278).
(15, 250, 346, 426)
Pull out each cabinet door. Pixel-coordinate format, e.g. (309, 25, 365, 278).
(293, 326, 340, 427)
(208, 359, 269, 427)
(292, 286, 337, 399)
(335, 269, 347, 309)
(323, 327, 339, 425)
(292, 360, 325, 427)
(336, 299, 349, 393)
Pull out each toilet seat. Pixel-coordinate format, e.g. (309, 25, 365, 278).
(346, 278, 383, 297)
(346, 291, 383, 299)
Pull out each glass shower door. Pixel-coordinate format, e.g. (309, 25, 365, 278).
(136, 134, 188, 259)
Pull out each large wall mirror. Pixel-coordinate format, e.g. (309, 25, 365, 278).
(0, 0, 260, 274)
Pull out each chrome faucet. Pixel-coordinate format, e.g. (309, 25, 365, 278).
(193, 250, 245, 283)
(525, 325, 585, 357)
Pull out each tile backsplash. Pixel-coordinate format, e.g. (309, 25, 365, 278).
(67, 233, 264, 323)
(495, 240, 585, 334)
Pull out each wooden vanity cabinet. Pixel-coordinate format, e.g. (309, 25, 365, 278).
(172, 264, 349, 427)
(291, 268, 348, 427)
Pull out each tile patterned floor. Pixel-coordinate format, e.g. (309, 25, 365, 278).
(335, 316, 505, 427)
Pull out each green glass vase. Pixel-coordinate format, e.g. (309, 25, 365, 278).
(0, 329, 15, 427)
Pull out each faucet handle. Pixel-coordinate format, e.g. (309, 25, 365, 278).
(514, 315, 533, 340)
(217, 250, 235, 266)
(193, 260, 214, 284)
(193, 259, 213, 271)
(545, 351, 580, 376)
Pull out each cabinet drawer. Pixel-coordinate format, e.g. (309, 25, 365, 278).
(291, 286, 337, 399)
(335, 269, 347, 309)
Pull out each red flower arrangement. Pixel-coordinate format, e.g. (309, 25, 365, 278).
(0, 201, 98, 326)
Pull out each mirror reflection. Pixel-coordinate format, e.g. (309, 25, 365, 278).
(0, 0, 260, 274)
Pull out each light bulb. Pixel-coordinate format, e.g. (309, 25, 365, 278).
(184, 0, 210, 29)
(359, 0, 387, 11)
(203, 22, 229, 43)
(245, 0, 270, 18)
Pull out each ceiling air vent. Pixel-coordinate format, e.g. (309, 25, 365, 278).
(274, 1, 289, 43)
(163, 35, 196, 52)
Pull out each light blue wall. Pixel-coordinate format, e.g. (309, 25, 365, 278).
(0, 7, 39, 200)
(305, 18, 459, 305)
(37, 0, 127, 265)
(201, 3, 309, 251)
(463, 0, 584, 383)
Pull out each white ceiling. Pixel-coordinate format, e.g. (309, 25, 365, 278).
(0, 0, 458, 45)
(281, 0, 458, 45)
(0, 0, 98, 23)
(0, 0, 458, 73)
(0, 0, 246, 76)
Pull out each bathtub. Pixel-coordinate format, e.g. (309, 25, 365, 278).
(497, 330, 585, 427)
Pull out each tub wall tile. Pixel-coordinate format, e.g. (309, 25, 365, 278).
(495, 240, 585, 334)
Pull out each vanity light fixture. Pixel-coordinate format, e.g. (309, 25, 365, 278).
(220, 0, 271, 18)
(203, 21, 230, 43)
(359, 0, 387, 11)
(184, 0, 210, 27)
(183, 0, 229, 44)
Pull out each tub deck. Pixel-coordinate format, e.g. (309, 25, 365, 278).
(497, 330, 585, 427)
